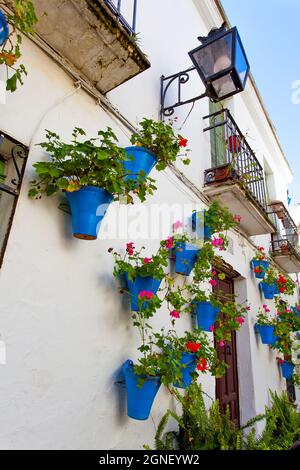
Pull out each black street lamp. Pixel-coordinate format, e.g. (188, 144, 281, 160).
(160, 23, 250, 118)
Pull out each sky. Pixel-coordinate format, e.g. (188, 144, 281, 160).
(221, 0, 300, 204)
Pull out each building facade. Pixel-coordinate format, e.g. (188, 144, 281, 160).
(0, 0, 299, 449)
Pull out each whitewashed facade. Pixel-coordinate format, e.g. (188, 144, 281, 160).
(0, 0, 299, 450)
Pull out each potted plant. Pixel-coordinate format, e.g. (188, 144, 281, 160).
(227, 134, 242, 153)
(29, 128, 155, 240)
(123, 118, 190, 181)
(280, 241, 290, 254)
(251, 246, 270, 279)
(255, 306, 278, 346)
(192, 201, 237, 241)
(259, 267, 278, 299)
(276, 356, 295, 380)
(214, 300, 248, 346)
(187, 287, 222, 332)
(112, 242, 169, 311)
(0, 0, 37, 92)
(170, 228, 201, 276)
(157, 328, 227, 389)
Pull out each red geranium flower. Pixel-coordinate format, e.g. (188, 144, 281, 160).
(126, 242, 135, 255)
(178, 137, 188, 147)
(197, 358, 207, 372)
(186, 341, 201, 353)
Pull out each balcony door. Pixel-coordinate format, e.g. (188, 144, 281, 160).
(213, 273, 240, 426)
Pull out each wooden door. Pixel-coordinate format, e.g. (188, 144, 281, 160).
(214, 274, 240, 426)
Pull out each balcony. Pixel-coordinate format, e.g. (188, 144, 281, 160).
(202, 108, 276, 237)
(269, 201, 300, 273)
(32, 0, 150, 93)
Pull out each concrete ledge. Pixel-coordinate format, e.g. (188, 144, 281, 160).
(32, 0, 150, 93)
(203, 180, 276, 236)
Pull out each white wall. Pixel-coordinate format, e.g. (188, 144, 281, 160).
(0, 0, 297, 449)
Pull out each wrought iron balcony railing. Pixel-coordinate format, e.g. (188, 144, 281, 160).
(269, 200, 299, 251)
(203, 108, 268, 214)
(103, 0, 137, 35)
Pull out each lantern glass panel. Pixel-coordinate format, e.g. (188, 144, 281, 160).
(235, 35, 249, 87)
(191, 33, 233, 79)
(211, 74, 237, 99)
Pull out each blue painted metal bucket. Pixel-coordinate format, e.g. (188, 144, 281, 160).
(255, 324, 278, 345)
(280, 361, 295, 380)
(252, 260, 270, 279)
(259, 282, 276, 300)
(0, 11, 9, 46)
(173, 352, 197, 389)
(175, 242, 200, 276)
(123, 146, 157, 181)
(66, 186, 113, 240)
(195, 302, 220, 332)
(192, 211, 212, 240)
(124, 274, 161, 311)
(122, 360, 161, 420)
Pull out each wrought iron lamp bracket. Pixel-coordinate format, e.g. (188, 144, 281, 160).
(160, 66, 211, 120)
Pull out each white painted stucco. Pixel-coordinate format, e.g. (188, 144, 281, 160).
(0, 0, 298, 450)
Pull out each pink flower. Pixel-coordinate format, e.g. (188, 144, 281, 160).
(126, 242, 135, 255)
(209, 279, 217, 287)
(286, 309, 292, 314)
(212, 270, 217, 276)
(165, 236, 174, 249)
(212, 237, 224, 246)
(265, 308, 270, 313)
(234, 214, 241, 223)
(139, 291, 154, 300)
(143, 257, 152, 264)
(277, 311, 282, 316)
(219, 340, 225, 347)
(170, 310, 180, 319)
(172, 220, 183, 230)
(263, 304, 267, 309)
(246, 306, 251, 311)
(209, 325, 215, 332)
(237, 316, 245, 325)
(297, 306, 300, 311)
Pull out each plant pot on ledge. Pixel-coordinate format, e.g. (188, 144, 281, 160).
(122, 360, 161, 420)
(66, 186, 113, 240)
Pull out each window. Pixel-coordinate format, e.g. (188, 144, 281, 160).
(0, 132, 28, 268)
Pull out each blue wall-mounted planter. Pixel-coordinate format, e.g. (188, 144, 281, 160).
(66, 186, 113, 240)
(0, 11, 9, 46)
(259, 282, 276, 300)
(251, 260, 270, 279)
(124, 274, 161, 311)
(122, 360, 161, 420)
(192, 211, 213, 241)
(173, 352, 197, 389)
(280, 361, 295, 380)
(255, 324, 278, 346)
(123, 146, 157, 182)
(292, 307, 300, 319)
(174, 242, 200, 276)
(194, 301, 220, 332)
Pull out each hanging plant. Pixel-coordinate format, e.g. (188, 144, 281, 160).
(28, 128, 158, 239)
(0, 0, 37, 92)
(192, 201, 238, 241)
(123, 118, 190, 181)
(251, 246, 270, 279)
(276, 273, 296, 296)
(112, 242, 169, 311)
(259, 267, 278, 299)
(255, 305, 278, 346)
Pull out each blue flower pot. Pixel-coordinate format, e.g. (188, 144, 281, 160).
(297, 333, 300, 340)
(66, 186, 113, 240)
(280, 361, 295, 380)
(123, 146, 157, 182)
(174, 352, 197, 389)
(274, 284, 280, 296)
(192, 211, 212, 240)
(195, 302, 220, 332)
(0, 11, 9, 46)
(259, 282, 276, 300)
(124, 274, 161, 311)
(255, 324, 278, 346)
(175, 242, 200, 276)
(252, 260, 270, 279)
(122, 360, 161, 420)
